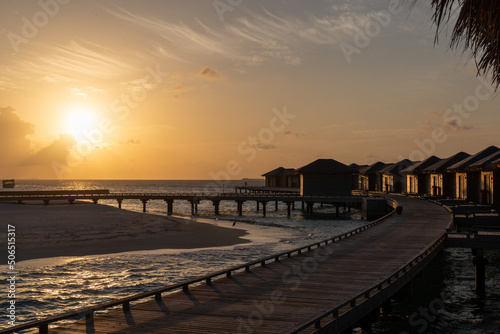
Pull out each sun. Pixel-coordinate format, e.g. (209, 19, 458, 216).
(64, 105, 98, 141)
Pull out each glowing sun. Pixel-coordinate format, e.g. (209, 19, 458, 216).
(64, 106, 97, 140)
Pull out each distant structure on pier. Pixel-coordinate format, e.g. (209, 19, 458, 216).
(261, 167, 299, 188)
(296, 159, 355, 196)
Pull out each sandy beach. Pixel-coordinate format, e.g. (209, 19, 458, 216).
(1, 202, 250, 262)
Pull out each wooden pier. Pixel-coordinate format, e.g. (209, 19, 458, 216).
(0, 191, 363, 218)
(2, 196, 454, 334)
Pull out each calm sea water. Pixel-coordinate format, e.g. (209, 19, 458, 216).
(1, 180, 499, 333)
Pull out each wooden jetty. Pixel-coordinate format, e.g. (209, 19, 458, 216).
(0, 192, 363, 218)
(2, 196, 454, 334)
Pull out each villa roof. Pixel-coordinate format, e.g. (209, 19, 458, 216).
(467, 150, 500, 171)
(447, 146, 500, 171)
(422, 151, 470, 173)
(349, 163, 368, 172)
(485, 158, 500, 171)
(359, 161, 392, 174)
(401, 156, 441, 174)
(378, 159, 415, 175)
(296, 159, 355, 174)
(261, 167, 296, 177)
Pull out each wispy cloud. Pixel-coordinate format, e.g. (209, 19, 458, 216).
(198, 67, 222, 80)
(4, 39, 140, 88)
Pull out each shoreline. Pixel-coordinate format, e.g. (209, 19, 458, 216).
(0, 202, 251, 262)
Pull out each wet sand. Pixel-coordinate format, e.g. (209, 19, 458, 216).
(0, 202, 250, 262)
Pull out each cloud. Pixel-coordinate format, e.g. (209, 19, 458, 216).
(119, 139, 141, 145)
(423, 109, 476, 132)
(0, 107, 34, 165)
(199, 67, 222, 80)
(0, 107, 77, 170)
(28, 134, 77, 165)
(4, 40, 140, 87)
(283, 130, 314, 138)
(254, 143, 276, 150)
(106, 4, 389, 67)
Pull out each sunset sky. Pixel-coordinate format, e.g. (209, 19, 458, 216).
(1, 0, 499, 180)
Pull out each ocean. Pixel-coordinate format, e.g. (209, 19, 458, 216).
(1, 179, 499, 333)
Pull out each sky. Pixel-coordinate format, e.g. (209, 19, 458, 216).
(0, 0, 499, 180)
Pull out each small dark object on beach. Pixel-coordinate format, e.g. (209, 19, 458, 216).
(396, 206, 403, 215)
(232, 221, 236, 226)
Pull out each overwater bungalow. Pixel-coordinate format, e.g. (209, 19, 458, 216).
(358, 162, 391, 192)
(446, 146, 500, 201)
(378, 159, 415, 193)
(402, 156, 442, 195)
(349, 163, 368, 191)
(422, 151, 470, 197)
(262, 167, 299, 188)
(484, 159, 500, 210)
(466, 150, 500, 205)
(296, 159, 355, 196)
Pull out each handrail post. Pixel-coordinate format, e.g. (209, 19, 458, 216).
(39, 323, 49, 334)
(85, 311, 94, 327)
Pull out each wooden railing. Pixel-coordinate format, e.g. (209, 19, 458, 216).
(0, 199, 398, 334)
(290, 234, 447, 333)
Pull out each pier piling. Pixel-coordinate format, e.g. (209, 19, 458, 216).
(212, 200, 220, 215)
(165, 199, 174, 215)
(474, 248, 486, 294)
(141, 199, 148, 213)
(261, 201, 268, 217)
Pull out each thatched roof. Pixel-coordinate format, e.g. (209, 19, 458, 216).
(422, 151, 470, 173)
(427, 0, 500, 87)
(378, 159, 415, 175)
(359, 161, 392, 174)
(401, 156, 441, 174)
(467, 150, 500, 171)
(447, 146, 500, 171)
(261, 167, 296, 177)
(296, 159, 354, 174)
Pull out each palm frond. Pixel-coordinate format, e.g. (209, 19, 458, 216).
(426, 0, 500, 88)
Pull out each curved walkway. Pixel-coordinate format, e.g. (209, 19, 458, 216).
(48, 197, 451, 333)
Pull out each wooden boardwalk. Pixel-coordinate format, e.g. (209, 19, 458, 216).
(26, 196, 449, 334)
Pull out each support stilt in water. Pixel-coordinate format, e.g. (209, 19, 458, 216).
(117, 199, 123, 209)
(360, 307, 380, 332)
(236, 201, 244, 216)
(141, 199, 148, 213)
(286, 202, 292, 218)
(381, 299, 392, 314)
(261, 201, 268, 217)
(275, 201, 279, 211)
(474, 248, 486, 295)
(256, 201, 260, 212)
(212, 200, 220, 215)
(165, 199, 174, 215)
(190, 200, 195, 215)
